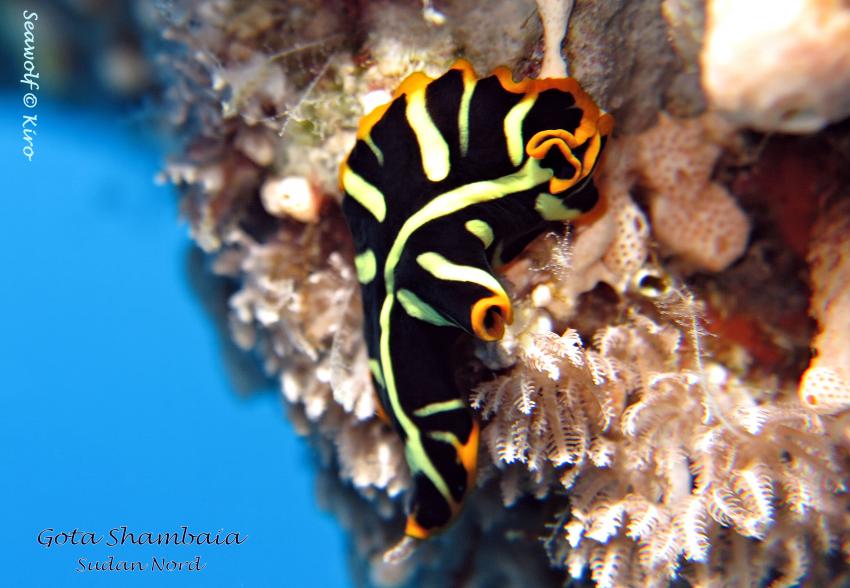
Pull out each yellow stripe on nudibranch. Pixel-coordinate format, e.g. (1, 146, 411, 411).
(364, 136, 384, 166)
(341, 166, 386, 222)
(368, 359, 385, 389)
(464, 219, 494, 248)
(504, 94, 537, 166)
(404, 435, 453, 502)
(397, 288, 455, 328)
(458, 86, 474, 156)
(354, 249, 377, 283)
(427, 430, 462, 447)
(416, 251, 513, 341)
(378, 294, 456, 509)
(452, 59, 478, 157)
(416, 251, 507, 298)
(407, 88, 451, 182)
(413, 398, 466, 418)
(535, 193, 582, 221)
(354, 71, 434, 140)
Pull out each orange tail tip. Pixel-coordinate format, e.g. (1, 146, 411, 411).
(404, 515, 432, 540)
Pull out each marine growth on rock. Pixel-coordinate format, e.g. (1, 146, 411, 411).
(156, 1, 850, 586)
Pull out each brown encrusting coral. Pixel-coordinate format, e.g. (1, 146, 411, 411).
(156, 0, 850, 586)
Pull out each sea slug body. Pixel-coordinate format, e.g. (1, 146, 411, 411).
(340, 59, 613, 539)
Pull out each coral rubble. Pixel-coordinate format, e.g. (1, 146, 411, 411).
(156, 0, 850, 586)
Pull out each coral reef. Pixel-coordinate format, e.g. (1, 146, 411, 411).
(800, 197, 850, 416)
(702, 0, 850, 133)
(630, 112, 748, 272)
(155, 0, 850, 586)
(536, 0, 573, 77)
(565, 0, 697, 132)
(474, 291, 849, 587)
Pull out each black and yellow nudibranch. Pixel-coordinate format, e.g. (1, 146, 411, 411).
(340, 59, 613, 540)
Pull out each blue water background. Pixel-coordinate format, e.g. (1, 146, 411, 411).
(0, 95, 350, 586)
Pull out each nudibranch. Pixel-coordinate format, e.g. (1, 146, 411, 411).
(340, 59, 613, 540)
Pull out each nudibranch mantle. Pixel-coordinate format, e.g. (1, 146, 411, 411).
(340, 59, 613, 539)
